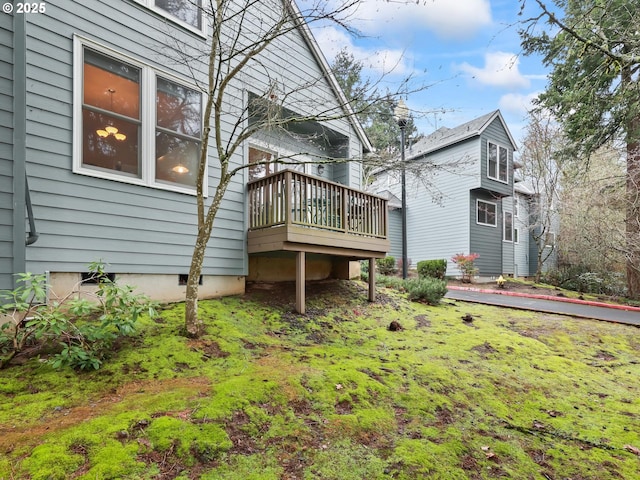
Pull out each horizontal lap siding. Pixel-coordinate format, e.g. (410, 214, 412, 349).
(479, 118, 515, 197)
(501, 196, 514, 275)
(470, 190, 502, 276)
(514, 192, 531, 276)
(0, 14, 13, 290)
(386, 139, 479, 274)
(22, 1, 247, 276)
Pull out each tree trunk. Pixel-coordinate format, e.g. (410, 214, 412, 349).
(185, 234, 208, 338)
(626, 136, 640, 299)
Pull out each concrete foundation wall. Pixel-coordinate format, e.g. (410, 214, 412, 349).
(48, 273, 245, 304)
(248, 256, 332, 282)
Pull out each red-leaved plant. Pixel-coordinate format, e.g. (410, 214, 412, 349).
(451, 253, 479, 283)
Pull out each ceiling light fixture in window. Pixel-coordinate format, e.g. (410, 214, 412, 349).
(171, 163, 189, 174)
(96, 89, 127, 141)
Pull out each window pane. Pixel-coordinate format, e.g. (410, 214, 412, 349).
(499, 146, 508, 181)
(248, 147, 275, 181)
(488, 143, 497, 179)
(157, 77, 202, 137)
(82, 110, 140, 175)
(155, 0, 202, 29)
(155, 132, 199, 187)
(84, 49, 140, 119)
(478, 201, 496, 226)
(504, 212, 513, 241)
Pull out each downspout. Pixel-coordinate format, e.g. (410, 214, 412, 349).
(12, 11, 27, 283)
(25, 174, 38, 245)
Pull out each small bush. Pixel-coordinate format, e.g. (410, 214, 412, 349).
(417, 259, 447, 280)
(451, 253, 479, 283)
(376, 257, 397, 276)
(377, 275, 406, 291)
(0, 261, 157, 370)
(405, 278, 448, 305)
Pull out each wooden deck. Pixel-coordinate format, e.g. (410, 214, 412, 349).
(247, 170, 389, 258)
(247, 170, 390, 313)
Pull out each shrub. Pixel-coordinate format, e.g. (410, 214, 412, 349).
(451, 253, 479, 283)
(405, 277, 448, 305)
(377, 275, 406, 291)
(417, 259, 447, 280)
(0, 261, 157, 370)
(542, 266, 628, 296)
(376, 256, 397, 276)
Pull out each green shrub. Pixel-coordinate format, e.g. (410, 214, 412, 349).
(405, 278, 448, 305)
(377, 275, 406, 291)
(417, 259, 447, 280)
(542, 266, 628, 297)
(0, 261, 157, 370)
(376, 256, 397, 276)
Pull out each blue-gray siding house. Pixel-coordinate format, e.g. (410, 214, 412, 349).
(374, 110, 534, 278)
(2, 0, 388, 308)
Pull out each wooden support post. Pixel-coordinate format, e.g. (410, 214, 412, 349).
(368, 257, 376, 302)
(296, 251, 306, 314)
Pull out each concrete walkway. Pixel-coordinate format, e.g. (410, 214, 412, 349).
(446, 286, 640, 327)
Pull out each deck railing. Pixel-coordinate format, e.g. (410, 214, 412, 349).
(248, 170, 387, 238)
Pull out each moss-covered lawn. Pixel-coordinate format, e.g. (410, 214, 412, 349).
(1, 280, 639, 479)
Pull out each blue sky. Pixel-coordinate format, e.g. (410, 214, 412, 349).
(305, 0, 549, 148)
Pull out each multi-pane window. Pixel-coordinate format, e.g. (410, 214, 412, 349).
(477, 200, 497, 226)
(82, 50, 141, 177)
(503, 211, 513, 242)
(488, 142, 508, 182)
(76, 41, 203, 193)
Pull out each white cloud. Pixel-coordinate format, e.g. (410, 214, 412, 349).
(498, 91, 541, 117)
(313, 26, 412, 77)
(458, 52, 531, 90)
(302, 0, 492, 41)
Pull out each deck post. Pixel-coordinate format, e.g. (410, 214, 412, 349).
(296, 251, 306, 314)
(368, 257, 376, 302)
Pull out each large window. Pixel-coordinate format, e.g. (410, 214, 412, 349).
(503, 211, 513, 242)
(136, 0, 203, 31)
(477, 200, 497, 226)
(488, 142, 508, 183)
(75, 40, 203, 193)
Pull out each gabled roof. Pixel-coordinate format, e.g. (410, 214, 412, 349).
(287, 1, 373, 153)
(407, 110, 517, 161)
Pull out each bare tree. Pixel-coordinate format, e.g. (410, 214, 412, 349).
(559, 145, 627, 277)
(518, 111, 566, 282)
(162, 0, 423, 337)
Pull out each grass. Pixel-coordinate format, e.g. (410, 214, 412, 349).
(1, 280, 639, 479)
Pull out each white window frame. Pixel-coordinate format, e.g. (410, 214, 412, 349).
(503, 211, 513, 242)
(476, 199, 497, 227)
(487, 141, 509, 183)
(73, 36, 206, 196)
(134, 0, 206, 36)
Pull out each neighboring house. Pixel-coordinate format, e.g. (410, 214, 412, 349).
(1, 1, 388, 312)
(373, 110, 539, 278)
